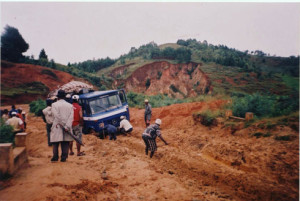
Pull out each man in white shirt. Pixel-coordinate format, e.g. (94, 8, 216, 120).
(119, 116, 133, 135)
(6, 111, 24, 134)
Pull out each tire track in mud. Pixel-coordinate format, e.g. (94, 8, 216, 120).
(118, 130, 236, 200)
(119, 124, 297, 201)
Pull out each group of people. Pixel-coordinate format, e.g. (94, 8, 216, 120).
(42, 89, 136, 162)
(1, 91, 167, 161)
(43, 93, 167, 161)
(1, 105, 27, 134)
(42, 90, 85, 162)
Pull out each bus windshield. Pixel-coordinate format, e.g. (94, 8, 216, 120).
(89, 94, 122, 114)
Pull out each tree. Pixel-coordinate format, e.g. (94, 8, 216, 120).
(1, 25, 29, 62)
(39, 49, 48, 61)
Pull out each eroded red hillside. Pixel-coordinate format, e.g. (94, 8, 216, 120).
(114, 61, 212, 98)
(1, 61, 88, 105)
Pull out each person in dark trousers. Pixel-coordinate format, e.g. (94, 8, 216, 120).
(50, 90, 74, 162)
(104, 124, 117, 141)
(42, 99, 54, 146)
(69, 95, 85, 156)
(144, 99, 152, 127)
(142, 119, 168, 158)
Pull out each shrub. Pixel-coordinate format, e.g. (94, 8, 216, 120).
(0, 118, 14, 143)
(232, 93, 274, 118)
(231, 93, 299, 118)
(193, 109, 221, 126)
(29, 99, 46, 116)
(263, 132, 272, 137)
(126, 91, 183, 108)
(157, 71, 162, 80)
(145, 78, 151, 89)
(252, 132, 263, 138)
(170, 84, 179, 93)
(274, 135, 294, 141)
(41, 69, 59, 80)
(21, 82, 49, 94)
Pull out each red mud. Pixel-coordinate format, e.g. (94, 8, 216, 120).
(0, 101, 298, 201)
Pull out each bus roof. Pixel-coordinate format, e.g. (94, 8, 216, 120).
(79, 90, 118, 99)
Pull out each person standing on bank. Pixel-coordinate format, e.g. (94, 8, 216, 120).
(69, 95, 85, 156)
(50, 90, 74, 162)
(144, 99, 152, 127)
(142, 119, 168, 158)
(42, 99, 54, 146)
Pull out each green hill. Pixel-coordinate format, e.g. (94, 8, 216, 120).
(18, 39, 299, 117)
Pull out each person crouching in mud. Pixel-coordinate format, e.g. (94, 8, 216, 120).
(142, 119, 168, 158)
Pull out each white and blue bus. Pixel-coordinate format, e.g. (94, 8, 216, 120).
(79, 89, 130, 138)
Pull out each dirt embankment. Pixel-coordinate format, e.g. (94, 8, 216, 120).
(0, 101, 298, 201)
(114, 61, 211, 98)
(1, 61, 89, 105)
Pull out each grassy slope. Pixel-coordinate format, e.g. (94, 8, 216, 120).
(96, 43, 298, 98)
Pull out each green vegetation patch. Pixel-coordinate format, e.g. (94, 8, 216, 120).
(251, 132, 272, 138)
(41, 69, 59, 80)
(29, 99, 47, 116)
(193, 109, 222, 127)
(0, 118, 14, 144)
(127, 91, 183, 108)
(231, 93, 299, 118)
(274, 135, 295, 141)
(1, 82, 49, 97)
(282, 75, 299, 92)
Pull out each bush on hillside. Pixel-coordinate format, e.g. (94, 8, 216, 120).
(193, 109, 221, 127)
(231, 93, 299, 118)
(41, 69, 59, 80)
(29, 99, 46, 116)
(0, 118, 14, 144)
(126, 91, 183, 108)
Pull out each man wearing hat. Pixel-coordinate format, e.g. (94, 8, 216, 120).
(144, 99, 152, 127)
(142, 119, 168, 158)
(50, 90, 74, 162)
(6, 111, 24, 134)
(119, 116, 133, 135)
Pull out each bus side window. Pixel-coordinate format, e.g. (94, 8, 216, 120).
(119, 90, 126, 104)
(80, 100, 88, 116)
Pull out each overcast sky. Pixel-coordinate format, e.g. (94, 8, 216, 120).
(1, 2, 300, 65)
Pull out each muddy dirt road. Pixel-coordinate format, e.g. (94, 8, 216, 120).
(0, 102, 298, 201)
